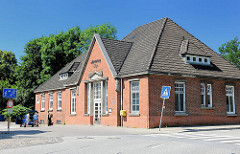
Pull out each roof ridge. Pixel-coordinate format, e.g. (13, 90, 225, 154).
(101, 37, 133, 44)
(147, 17, 168, 70)
(122, 17, 168, 41)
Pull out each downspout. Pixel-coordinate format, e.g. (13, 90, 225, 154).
(120, 78, 123, 127)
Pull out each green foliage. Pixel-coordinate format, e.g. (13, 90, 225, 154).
(219, 37, 240, 68)
(16, 23, 117, 108)
(2, 105, 30, 118)
(0, 50, 17, 112)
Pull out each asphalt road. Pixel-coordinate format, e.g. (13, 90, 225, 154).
(1, 123, 240, 154)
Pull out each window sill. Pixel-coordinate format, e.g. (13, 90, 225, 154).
(57, 109, 62, 111)
(129, 113, 140, 117)
(175, 112, 188, 116)
(40, 109, 45, 112)
(84, 113, 90, 116)
(201, 107, 215, 110)
(102, 114, 109, 117)
(48, 109, 53, 112)
(70, 113, 76, 116)
(227, 114, 237, 117)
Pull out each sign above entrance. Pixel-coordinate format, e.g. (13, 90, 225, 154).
(91, 59, 101, 68)
(161, 86, 171, 99)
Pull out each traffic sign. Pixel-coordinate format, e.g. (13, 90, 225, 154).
(3, 88, 17, 98)
(7, 100, 14, 108)
(161, 86, 171, 99)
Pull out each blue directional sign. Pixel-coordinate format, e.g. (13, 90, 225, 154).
(3, 88, 17, 98)
(161, 86, 171, 99)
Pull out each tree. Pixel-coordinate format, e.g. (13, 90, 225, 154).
(219, 37, 240, 68)
(2, 105, 30, 120)
(0, 50, 17, 112)
(17, 23, 117, 108)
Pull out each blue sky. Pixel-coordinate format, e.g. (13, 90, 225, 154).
(0, 0, 239, 62)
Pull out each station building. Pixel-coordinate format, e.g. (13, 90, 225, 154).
(34, 17, 240, 128)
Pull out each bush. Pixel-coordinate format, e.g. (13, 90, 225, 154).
(3, 105, 30, 120)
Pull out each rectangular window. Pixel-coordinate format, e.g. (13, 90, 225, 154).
(57, 92, 62, 110)
(41, 94, 45, 110)
(175, 82, 185, 112)
(87, 84, 90, 114)
(226, 86, 235, 114)
(71, 89, 76, 114)
(207, 84, 212, 107)
(49, 93, 53, 110)
(131, 81, 139, 113)
(105, 81, 108, 114)
(201, 83, 205, 106)
(93, 83, 101, 99)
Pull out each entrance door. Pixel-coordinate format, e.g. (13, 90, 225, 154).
(93, 82, 101, 125)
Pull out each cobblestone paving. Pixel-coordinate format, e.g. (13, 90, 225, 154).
(0, 135, 62, 150)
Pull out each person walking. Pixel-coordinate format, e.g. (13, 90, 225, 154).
(26, 113, 30, 127)
(33, 112, 38, 127)
(47, 111, 52, 126)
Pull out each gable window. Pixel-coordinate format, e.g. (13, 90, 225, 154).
(186, 56, 190, 61)
(49, 93, 53, 111)
(201, 83, 205, 107)
(57, 92, 62, 110)
(71, 89, 76, 114)
(226, 86, 235, 114)
(41, 94, 45, 111)
(175, 82, 185, 112)
(204, 58, 208, 63)
(131, 81, 139, 113)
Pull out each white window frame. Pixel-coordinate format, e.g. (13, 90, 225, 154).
(41, 94, 45, 110)
(57, 92, 62, 110)
(49, 93, 53, 111)
(131, 81, 139, 113)
(71, 89, 76, 114)
(201, 83, 206, 107)
(87, 83, 90, 114)
(226, 85, 235, 114)
(207, 84, 212, 107)
(175, 82, 185, 112)
(105, 81, 108, 114)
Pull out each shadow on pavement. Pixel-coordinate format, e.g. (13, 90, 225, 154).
(182, 126, 240, 132)
(0, 130, 51, 139)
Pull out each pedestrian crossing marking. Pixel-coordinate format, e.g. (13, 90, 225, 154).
(143, 132, 240, 146)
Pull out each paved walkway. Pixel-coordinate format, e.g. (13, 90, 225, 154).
(1, 122, 240, 150)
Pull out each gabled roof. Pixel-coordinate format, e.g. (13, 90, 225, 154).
(35, 17, 240, 93)
(34, 53, 86, 93)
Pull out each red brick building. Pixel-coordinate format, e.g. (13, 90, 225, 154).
(34, 17, 240, 128)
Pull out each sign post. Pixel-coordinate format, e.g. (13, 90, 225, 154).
(3, 88, 17, 132)
(7, 100, 14, 131)
(159, 86, 171, 131)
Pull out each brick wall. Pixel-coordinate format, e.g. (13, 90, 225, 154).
(149, 74, 240, 128)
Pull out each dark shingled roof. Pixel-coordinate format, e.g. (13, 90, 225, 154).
(34, 53, 86, 93)
(101, 38, 132, 74)
(35, 17, 240, 93)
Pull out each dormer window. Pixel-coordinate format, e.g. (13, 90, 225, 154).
(60, 73, 68, 80)
(184, 54, 210, 66)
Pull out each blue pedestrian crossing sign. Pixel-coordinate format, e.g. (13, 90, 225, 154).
(161, 86, 171, 99)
